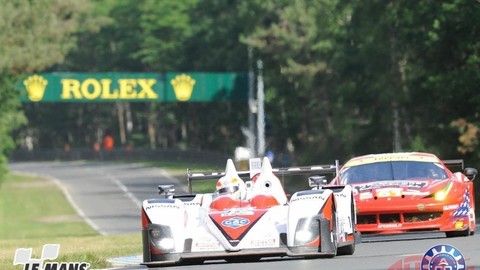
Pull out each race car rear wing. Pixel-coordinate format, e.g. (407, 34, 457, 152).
(442, 159, 478, 180)
(186, 161, 339, 194)
(442, 159, 464, 172)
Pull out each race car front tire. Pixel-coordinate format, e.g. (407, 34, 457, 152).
(319, 205, 337, 257)
(445, 227, 470, 238)
(337, 242, 355, 256)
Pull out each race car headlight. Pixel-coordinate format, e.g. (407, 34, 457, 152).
(433, 182, 453, 201)
(149, 224, 175, 251)
(295, 230, 314, 243)
(434, 190, 447, 201)
(294, 217, 319, 245)
(156, 238, 175, 250)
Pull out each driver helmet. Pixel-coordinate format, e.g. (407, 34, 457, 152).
(216, 176, 246, 200)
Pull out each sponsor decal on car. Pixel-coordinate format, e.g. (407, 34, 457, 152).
(443, 204, 459, 211)
(376, 188, 403, 198)
(221, 208, 255, 217)
(145, 204, 180, 210)
(345, 154, 439, 167)
(359, 192, 373, 200)
(290, 195, 328, 202)
(184, 201, 201, 206)
(249, 238, 276, 247)
(193, 238, 223, 251)
(377, 223, 402, 229)
(222, 217, 250, 229)
(452, 188, 471, 218)
(355, 181, 428, 191)
(13, 244, 90, 270)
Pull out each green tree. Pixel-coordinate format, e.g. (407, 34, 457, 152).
(0, 0, 94, 180)
(49, 0, 259, 152)
(337, 0, 480, 161)
(243, 0, 352, 163)
(0, 75, 27, 182)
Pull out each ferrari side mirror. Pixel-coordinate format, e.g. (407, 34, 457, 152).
(464, 167, 477, 181)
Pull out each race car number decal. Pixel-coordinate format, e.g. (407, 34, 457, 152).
(221, 217, 250, 229)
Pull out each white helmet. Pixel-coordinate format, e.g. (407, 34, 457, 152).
(216, 159, 246, 200)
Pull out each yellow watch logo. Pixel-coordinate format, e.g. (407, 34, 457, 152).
(23, 75, 48, 102)
(171, 74, 195, 101)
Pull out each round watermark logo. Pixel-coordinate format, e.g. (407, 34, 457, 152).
(421, 244, 466, 270)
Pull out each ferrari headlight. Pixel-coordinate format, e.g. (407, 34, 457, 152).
(433, 182, 453, 201)
(434, 190, 447, 201)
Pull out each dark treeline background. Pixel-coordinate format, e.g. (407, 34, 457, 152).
(1, 0, 480, 175)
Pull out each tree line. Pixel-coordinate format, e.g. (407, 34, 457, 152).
(1, 0, 480, 181)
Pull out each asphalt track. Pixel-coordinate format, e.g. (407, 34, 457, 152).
(8, 161, 480, 270)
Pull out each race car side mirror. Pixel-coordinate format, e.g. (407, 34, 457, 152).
(158, 184, 175, 198)
(309, 175, 327, 189)
(464, 168, 477, 181)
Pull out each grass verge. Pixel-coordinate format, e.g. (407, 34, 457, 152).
(0, 173, 141, 270)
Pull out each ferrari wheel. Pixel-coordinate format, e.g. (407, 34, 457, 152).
(446, 227, 470, 238)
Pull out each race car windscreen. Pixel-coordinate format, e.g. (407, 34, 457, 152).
(339, 161, 448, 184)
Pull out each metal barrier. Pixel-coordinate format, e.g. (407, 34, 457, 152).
(8, 148, 229, 167)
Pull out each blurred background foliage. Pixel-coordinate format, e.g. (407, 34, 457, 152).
(1, 0, 480, 180)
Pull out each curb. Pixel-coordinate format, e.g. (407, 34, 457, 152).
(107, 254, 143, 267)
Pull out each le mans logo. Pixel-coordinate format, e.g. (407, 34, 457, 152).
(13, 244, 90, 270)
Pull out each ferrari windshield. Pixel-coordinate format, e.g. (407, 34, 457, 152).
(339, 161, 448, 185)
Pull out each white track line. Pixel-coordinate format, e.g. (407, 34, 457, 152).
(106, 174, 142, 208)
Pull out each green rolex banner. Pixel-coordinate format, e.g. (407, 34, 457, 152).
(18, 72, 248, 102)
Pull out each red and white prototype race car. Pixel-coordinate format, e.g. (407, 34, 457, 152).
(330, 152, 477, 237)
(141, 157, 359, 266)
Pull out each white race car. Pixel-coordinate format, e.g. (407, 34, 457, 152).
(141, 157, 359, 266)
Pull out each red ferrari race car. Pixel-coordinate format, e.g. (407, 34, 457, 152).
(330, 152, 477, 237)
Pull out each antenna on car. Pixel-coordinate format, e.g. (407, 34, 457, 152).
(335, 160, 340, 177)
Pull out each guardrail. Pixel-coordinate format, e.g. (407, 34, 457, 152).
(8, 148, 229, 167)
